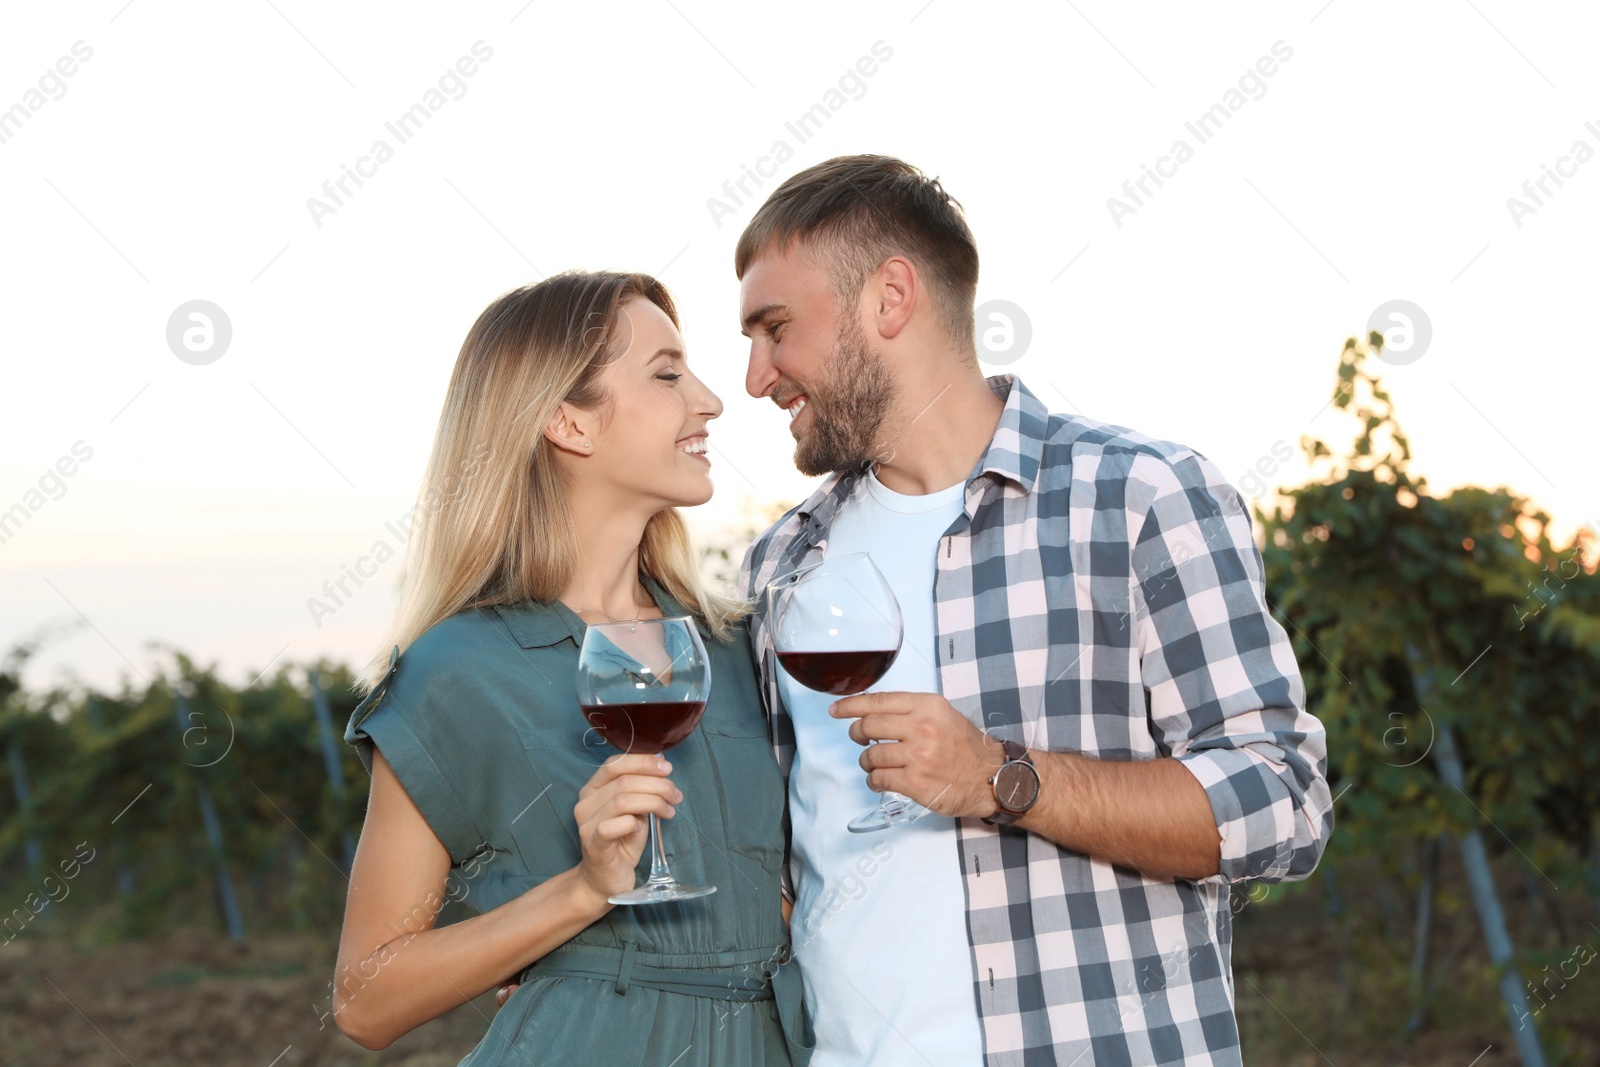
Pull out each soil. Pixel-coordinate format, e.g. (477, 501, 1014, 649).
(0, 926, 496, 1066)
(2, 872, 1596, 1065)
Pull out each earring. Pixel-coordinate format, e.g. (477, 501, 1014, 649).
(582, 442, 592, 449)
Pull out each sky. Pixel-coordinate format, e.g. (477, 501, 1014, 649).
(2, 0, 1595, 694)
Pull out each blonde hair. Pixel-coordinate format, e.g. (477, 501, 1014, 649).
(358, 270, 748, 691)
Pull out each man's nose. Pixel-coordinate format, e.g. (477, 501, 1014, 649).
(745, 342, 778, 399)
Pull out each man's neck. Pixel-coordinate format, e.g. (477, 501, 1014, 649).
(870, 369, 1005, 496)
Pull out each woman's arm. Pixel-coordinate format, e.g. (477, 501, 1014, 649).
(333, 748, 680, 1050)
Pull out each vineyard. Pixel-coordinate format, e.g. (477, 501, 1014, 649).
(0, 652, 371, 947)
(3, 334, 1598, 1064)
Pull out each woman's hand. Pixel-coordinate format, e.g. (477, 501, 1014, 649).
(572, 752, 682, 906)
(491, 753, 680, 1013)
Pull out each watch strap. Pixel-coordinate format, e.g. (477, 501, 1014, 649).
(983, 739, 1037, 826)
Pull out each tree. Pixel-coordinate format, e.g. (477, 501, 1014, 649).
(1258, 331, 1599, 1063)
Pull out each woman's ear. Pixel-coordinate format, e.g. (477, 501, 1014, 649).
(543, 402, 595, 457)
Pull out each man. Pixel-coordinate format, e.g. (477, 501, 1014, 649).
(735, 155, 1332, 1066)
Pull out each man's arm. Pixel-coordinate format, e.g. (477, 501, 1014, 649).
(834, 695, 1220, 880)
(837, 447, 1332, 886)
(1124, 447, 1332, 885)
(1021, 749, 1220, 878)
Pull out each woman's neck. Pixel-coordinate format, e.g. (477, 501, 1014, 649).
(558, 490, 659, 622)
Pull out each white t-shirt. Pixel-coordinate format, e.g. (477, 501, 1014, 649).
(780, 467, 985, 1067)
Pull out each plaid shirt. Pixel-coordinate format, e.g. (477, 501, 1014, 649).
(738, 374, 1332, 1066)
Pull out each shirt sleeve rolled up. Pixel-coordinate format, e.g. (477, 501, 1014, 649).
(1128, 449, 1333, 886)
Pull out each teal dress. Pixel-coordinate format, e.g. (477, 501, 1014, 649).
(344, 576, 812, 1066)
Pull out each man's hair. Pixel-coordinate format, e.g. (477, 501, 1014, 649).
(734, 155, 979, 353)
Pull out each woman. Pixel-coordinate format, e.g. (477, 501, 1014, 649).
(335, 271, 809, 1065)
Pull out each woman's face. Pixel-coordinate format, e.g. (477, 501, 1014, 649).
(582, 297, 723, 510)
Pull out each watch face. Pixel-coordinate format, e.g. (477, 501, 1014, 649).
(996, 762, 1039, 811)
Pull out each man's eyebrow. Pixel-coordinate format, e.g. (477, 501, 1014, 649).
(740, 303, 790, 334)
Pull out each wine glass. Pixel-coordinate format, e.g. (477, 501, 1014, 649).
(576, 616, 715, 904)
(766, 552, 919, 833)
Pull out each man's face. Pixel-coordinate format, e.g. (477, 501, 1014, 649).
(739, 242, 896, 476)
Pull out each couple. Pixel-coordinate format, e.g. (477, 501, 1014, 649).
(335, 155, 1333, 1066)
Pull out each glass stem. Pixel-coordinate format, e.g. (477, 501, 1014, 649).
(644, 812, 675, 887)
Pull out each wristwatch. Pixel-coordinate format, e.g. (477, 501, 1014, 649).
(982, 739, 1040, 826)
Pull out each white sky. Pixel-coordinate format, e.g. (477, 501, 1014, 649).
(2, 0, 1595, 693)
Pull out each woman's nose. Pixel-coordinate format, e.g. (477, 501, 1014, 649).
(699, 380, 724, 420)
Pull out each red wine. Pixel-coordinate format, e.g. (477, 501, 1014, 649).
(581, 700, 707, 754)
(777, 650, 898, 696)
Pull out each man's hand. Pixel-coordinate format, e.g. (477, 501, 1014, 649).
(830, 692, 1004, 819)
(494, 978, 519, 1009)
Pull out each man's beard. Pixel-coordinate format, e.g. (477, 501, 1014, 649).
(793, 314, 896, 477)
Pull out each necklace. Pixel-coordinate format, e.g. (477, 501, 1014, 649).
(574, 607, 639, 631)
(571, 585, 655, 631)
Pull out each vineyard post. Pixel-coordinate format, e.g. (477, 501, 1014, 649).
(1322, 859, 1352, 1021)
(1410, 653, 1545, 1066)
(85, 697, 137, 897)
(308, 670, 358, 871)
(1405, 835, 1439, 1035)
(174, 693, 245, 943)
(6, 738, 44, 880)
(1590, 827, 1600, 927)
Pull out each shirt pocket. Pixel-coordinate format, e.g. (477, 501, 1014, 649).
(700, 719, 787, 876)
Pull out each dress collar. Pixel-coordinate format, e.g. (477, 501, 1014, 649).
(493, 573, 688, 649)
